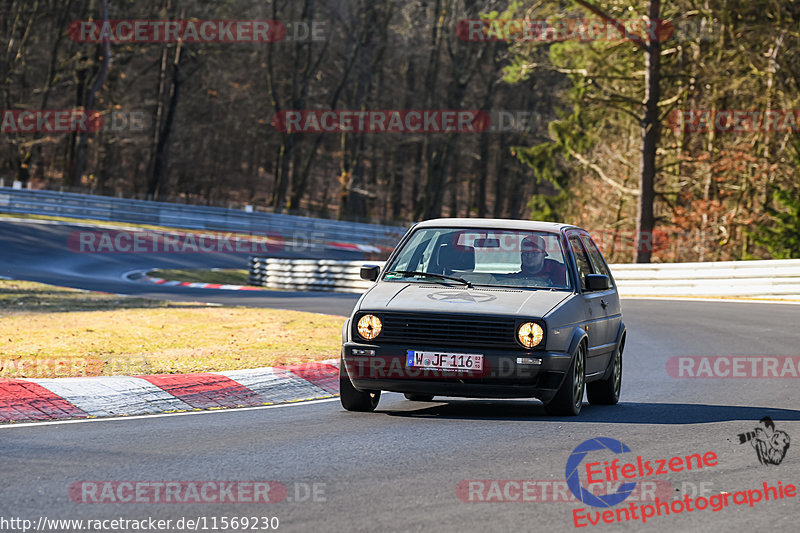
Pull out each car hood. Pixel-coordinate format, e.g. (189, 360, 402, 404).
(358, 282, 572, 318)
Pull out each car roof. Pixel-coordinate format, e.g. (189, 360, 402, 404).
(413, 218, 579, 233)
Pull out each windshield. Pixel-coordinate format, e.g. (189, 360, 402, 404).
(384, 228, 571, 290)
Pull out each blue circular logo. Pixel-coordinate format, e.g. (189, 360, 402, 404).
(565, 437, 638, 508)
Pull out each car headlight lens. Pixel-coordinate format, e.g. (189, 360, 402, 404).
(357, 314, 382, 340)
(517, 322, 544, 348)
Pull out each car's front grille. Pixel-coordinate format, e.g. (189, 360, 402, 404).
(372, 313, 519, 348)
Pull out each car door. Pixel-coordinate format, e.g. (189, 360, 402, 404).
(580, 233, 622, 357)
(567, 232, 609, 376)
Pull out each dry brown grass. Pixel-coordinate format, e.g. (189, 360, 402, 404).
(0, 280, 343, 378)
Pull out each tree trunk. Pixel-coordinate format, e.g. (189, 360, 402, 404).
(492, 134, 506, 218)
(571, 0, 662, 263)
(635, 0, 661, 263)
(148, 42, 183, 200)
(68, 0, 110, 188)
(30, 0, 74, 181)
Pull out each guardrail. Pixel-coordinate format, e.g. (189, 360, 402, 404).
(249, 258, 379, 293)
(249, 257, 800, 299)
(0, 187, 406, 248)
(610, 259, 800, 298)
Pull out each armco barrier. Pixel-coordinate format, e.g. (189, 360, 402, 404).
(249, 259, 379, 293)
(611, 259, 800, 297)
(0, 187, 405, 248)
(249, 257, 800, 298)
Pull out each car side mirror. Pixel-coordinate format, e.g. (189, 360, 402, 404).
(585, 274, 610, 291)
(360, 265, 380, 282)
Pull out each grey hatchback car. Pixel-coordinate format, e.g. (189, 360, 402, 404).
(339, 218, 625, 416)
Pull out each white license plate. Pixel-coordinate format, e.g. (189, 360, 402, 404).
(406, 350, 484, 371)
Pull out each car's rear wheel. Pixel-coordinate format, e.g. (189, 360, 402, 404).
(544, 341, 585, 416)
(587, 338, 622, 405)
(404, 394, 434, 402)
(339, 366, 381, 412)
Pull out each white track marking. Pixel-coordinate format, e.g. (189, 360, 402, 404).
(0, 397, 339, 429)
(622, 296, 800, 305)
(121, 268, 149, 281)
(28, 376, 193, 417)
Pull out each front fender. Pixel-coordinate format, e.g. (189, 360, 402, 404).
(565, 326, 589, 364)
(599, 322, 626, 380)
(342, 318, 351, 344)
(543, 326, 587, 394)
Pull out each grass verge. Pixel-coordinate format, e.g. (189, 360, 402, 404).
(0, 280, 343, 378)
(0, 212, 181, 232)
(0, 212, 272, 239)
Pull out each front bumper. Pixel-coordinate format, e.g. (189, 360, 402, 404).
(341, 342, 573, 402)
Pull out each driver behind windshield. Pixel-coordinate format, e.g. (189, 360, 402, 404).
(511, 235, 567, 287)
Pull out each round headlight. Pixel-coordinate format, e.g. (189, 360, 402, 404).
(357, 314, 382, 340)
(517, 322, 544, 348)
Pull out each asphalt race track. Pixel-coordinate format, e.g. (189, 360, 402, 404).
(1, 218, 799, 532)
(0, 219, 360, 315)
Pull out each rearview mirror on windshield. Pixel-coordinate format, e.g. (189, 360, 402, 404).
(473, 238, 500, 248)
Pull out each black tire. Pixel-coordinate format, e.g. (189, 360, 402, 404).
(339, 367, 380, 412)
(587, 339, 622, 405)
(404, 393, 434, 402)
(545, 341, 586, 416)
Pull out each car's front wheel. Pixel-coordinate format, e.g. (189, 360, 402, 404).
(404, 394, 434, 402)
(339, 367, 381, 412)
(587, 339, 622, 405)
(544, 342, 585, 416)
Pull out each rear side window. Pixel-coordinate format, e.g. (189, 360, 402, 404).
(568, 235, 592, 291)
(580, 234, 612, 281)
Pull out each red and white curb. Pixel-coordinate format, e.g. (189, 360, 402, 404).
(141, 274, 265, 291)
(0, 360, 339, 423)
(326, 241, 389, 253)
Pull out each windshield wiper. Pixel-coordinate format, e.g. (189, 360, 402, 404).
(386, 270, 473, 288)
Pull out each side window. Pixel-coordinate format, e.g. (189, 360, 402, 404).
(568, 235, 592, 291)
(580, 234, 612, 281)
